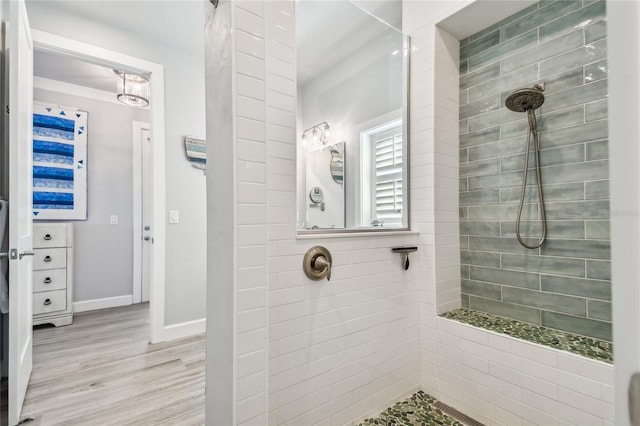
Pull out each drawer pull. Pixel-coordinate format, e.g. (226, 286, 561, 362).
(44, 255, 52, 262)
(43, 299, 52, 306)
(43, 234, 52, 240)
(43, 277, 52, 284)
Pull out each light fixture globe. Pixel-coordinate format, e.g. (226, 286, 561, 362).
(301, 121, 331, 151)
(114, 70, 150, 107)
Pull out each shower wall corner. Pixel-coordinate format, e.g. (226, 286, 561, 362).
(412, 1, 616, 424)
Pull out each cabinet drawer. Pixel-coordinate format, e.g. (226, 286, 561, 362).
(33, 248, 66, 270)
(33, 269, 66, 292)
(33, 290, 66, 314)
(33, 224, 68, 248)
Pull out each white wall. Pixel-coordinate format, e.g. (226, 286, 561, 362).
(267, 3, 422, 424)
(609, 1, 640, 424)
(204, 0, 235, 423)
(205, 1, 421, 424)
(34, 87, 149, 303)
(26, 1, 207, 326)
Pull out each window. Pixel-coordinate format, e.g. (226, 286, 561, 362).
(373, 127, 403, 224)
(361, 119, 404, 227)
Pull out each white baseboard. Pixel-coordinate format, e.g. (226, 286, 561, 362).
(163, 318, 206, 341)
(73, 295, 133, 313)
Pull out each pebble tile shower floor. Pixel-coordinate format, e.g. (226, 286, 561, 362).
(359, 392, 465, 426)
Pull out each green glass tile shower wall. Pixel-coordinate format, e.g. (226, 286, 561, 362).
(458, 0, 610, 341)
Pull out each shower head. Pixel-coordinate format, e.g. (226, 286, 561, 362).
(505, 86, 545, 113)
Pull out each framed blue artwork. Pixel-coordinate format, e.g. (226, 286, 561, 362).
(32, 104, 88, 220)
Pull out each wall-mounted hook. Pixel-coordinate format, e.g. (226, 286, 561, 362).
(391, 246, 418, 271)
(303, 246, 332, 281)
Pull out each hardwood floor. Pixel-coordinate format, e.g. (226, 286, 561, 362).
(20, 303, 205, 425)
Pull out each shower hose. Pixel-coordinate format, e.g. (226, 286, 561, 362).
(516, 109, 547, 249)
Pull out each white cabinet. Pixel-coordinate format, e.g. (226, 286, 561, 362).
(33, 223, 73, 326)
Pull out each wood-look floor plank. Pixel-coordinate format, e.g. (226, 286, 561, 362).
(20, 303, 205, 425)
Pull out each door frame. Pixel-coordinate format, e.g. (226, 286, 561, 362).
(132, 120, 149, 304)
(31, 30, 167, 343)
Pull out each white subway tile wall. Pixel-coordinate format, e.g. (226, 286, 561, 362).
(235, 2, 268, 425)
(258, 1, 423, 424)
(221, 0, 615, 424)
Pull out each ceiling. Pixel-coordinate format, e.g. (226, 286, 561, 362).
(28, 0, 205, 92)
(297, 0, 403, 86)
(439, 0, 537, 40)
(34, 50, 120, 92)
(30, 0, 403, 91)
(27, 0, 204, 55)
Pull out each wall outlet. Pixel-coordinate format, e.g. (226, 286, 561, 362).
(169, 210, 180, 224)
(110, 215, 119, 225)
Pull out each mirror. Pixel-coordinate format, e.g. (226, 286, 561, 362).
(329, 143, 344, 185)
(296, 0, 409, 233)
(305, 142, 346, 229)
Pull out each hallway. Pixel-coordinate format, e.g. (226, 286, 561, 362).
(20, 304, 205, 425)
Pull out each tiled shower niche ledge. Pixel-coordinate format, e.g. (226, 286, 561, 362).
(441, 308, 613, 364)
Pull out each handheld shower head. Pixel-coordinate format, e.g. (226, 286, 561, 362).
(505, 87, 545, 112)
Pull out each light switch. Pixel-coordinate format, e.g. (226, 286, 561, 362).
(110, 215, 119, 225)
(169, 210, 180, 224)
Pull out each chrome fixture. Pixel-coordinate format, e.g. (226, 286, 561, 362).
(303, 246, 332, 281)
(301, 122, 331, 151)
(505, 83, 546, 249)
(308, 186, 325, 211)
(505, 82, 545, 112)
(0, 248, 35, 260)
(391, 246, 417, 270)
(114, 70, 150, 107)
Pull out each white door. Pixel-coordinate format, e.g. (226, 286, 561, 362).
(132, 122, 151, 304)
(6, 1, 34, 425)
(141, 128, 151, 302)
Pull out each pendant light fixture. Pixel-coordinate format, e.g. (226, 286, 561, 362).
(114, 70, 150, 107)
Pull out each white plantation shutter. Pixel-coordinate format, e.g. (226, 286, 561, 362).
(373, 128, 403, 224)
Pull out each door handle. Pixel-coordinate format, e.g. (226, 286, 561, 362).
(1, 249, 35, 260)
(19, 249, 35, 260)
(144, 236, 151, 241)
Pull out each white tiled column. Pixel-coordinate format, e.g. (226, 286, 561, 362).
(235, 2, 269, 425)
(204, 0, 236, 424)
(206, 1, 269, 424)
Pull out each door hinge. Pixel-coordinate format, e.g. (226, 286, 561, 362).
(10, 248, 17, 260)
(5, 106, 9, 114)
